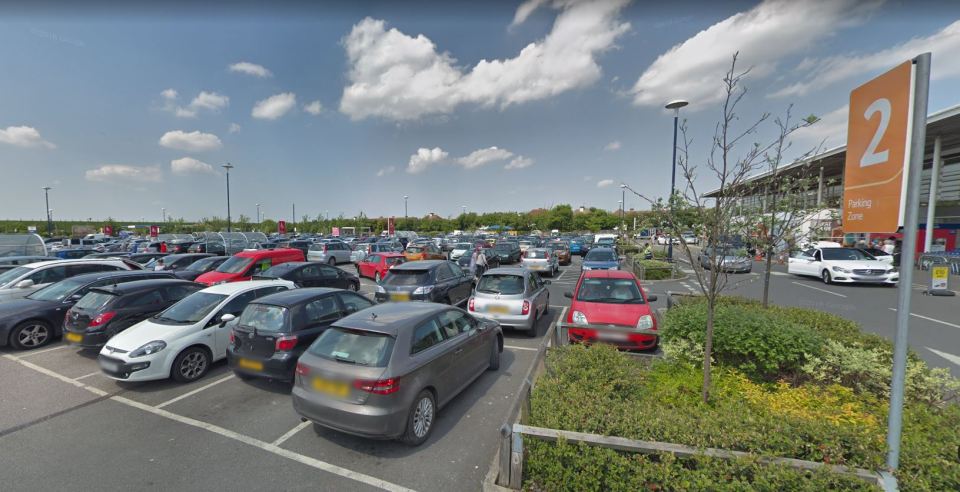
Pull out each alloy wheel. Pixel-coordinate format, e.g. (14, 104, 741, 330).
(17, 324, 49, 348)
(412, 397, 434, 438)
(180, 351, 208, 380)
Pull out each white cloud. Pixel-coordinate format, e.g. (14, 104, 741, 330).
(771, 20, 960, 98)
(631, 0, 882, 109)
(189, 91, 229, 111)
(229, 61, 273, 78)
(457, 146, 514, 169)
(161, 88, 178, 100)
(597, 179, 615, 188)
(0, 126, 55, 149)
(511, 0, 549, 26)
(604, 140, 621, 151)
(158, 130, 223, 152)
(160, 89, 228, 118)
(252, 92, 297, 120)
(407, 147, 448, 174)
(85, 164, 162, 183)
(505, 156, 534, 170)
(376, 165, 396, 177)
(303, 100, 324, 115)
(174, 107, 197, 118)
(228, 123, 241, 134)
(340, 0, 630, 121)
(792, 105, 849, 150)
(171, 157, 216, 175)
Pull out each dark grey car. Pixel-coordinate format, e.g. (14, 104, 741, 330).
(374, 260, 473, 306)
(291, 302, 503, 445)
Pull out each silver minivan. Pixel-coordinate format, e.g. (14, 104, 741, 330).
(468, 267, 550, 336)
(520, 248, 559, 277)
(307, 240, 353, 265)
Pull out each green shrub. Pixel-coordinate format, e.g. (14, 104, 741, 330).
(617, 243, 639, 255)
(636, 259, 673, 280)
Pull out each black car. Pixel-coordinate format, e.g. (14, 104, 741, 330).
(227, 288, 375, 381)
(277, 240, 312, 258)
(63, 279, 203, 348)
(153, 253, 214, 272)
(187, 242, 226, 255)
(0, 270, 176, 350)
(492, 241, 522, 264)
(254, 262, 361, 290)
(374, 260, 473, 306)
(167, 241, 196, 254)
(174, 256, 230, 281)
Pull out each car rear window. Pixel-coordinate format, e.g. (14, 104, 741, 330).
(238, 304, 289, 333)
(525, 249, 549, 259)
(309, 327, 394, 367)
(405, 246, 423, 253)
(385, 257, 405, 266)
(585, 249, 616, 261)
(476, 274, 525, 295)
(383, 269, 431, 286)
(76, 290, 119, 311)
(576, 278, 645, 304)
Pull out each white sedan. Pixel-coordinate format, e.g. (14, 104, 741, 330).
(98, 280, 295, 383)
(788, 247, 898, 285)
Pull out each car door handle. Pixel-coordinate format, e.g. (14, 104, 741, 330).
(453, 348, 464, 355)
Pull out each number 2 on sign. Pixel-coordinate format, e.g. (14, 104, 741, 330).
(860, 98, 891, 167)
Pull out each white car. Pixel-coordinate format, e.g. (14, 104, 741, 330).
(788, 247, 898, 285)
(0, 259, 139, 302)
(449, 242, 474, 261)
(98, 280, 295, 383)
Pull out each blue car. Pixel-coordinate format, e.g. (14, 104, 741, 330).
(581, 247, 620, 271)
(569, 240, 583, 256)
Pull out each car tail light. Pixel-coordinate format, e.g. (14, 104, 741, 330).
(89, 311, 116, 328)
(295, 362, 309, 376)
(468, 297, 475, 311)
(353, 378, 399, 395)
(521, 300, 530, 315)
(275, 335, 298, 351)
(229, 330, 235, 344)
(323, 244, 328, 253)
(64, 309, 73, 327)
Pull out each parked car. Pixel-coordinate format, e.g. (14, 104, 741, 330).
(350, 242, 404, 263)
(195, 248, 305, 286)
(448, 242, 474, 261)
(174, 256, 230, 281)
(374, 260, 473, 306)
(546, 241, 572, 265)
(0, 259, 141, 303)
(188, 241, 226, 255)
(227, 288, 375, 382)
(568, 239, 585, 256)
(128, 253, 170, 266)
(788, 247, 898, 285)
(0, 270, 174, 350)
(277, 240, 312, 258)
(492, 241, 522, 264)
(150, 253, 214, 272)
(469, 267, 550, 337)
(681, 232, 699, 245)
(859, 247, 894, 264)
(403, 243, 445, 262)
(564, 269, 658, 351)
(98, 280, 295, 383)
(357, 252, 407, 283)
(54, 248, 96, 259)
(254, 262, 360, 291)
(63, 279, 202, 349)
(291, 302, 502, 445)
(520, 248, 559, 277)
(167, 241, 196, 254)
(698, 246, 752, 273)
(307, 240, 353, 265)
(0, 256, 54, 273)
(581, 248, 620, 271)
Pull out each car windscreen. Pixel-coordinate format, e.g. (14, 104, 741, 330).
(0, 266, 34, 287)
(455, 243, 473, 250)
(154, 292, 228, 324)
(822, 248, 874, 261)
(494, 243, 514, 251)
(184, 257, 218, 272)
(216, 256, 254, 274)
(547, 243, 568, 251)
(576, 278, 645, 304)
(27, 278, 89, 302)
(75, 290, 119, 311)
(238, 304, 289, 333)
(584, 250, 616, 261)
(405, 246, 424, 254)
(476, 274, 525, 295)
(309, 327, 394, 367)
(383, 269, 431, 286)
(524, 249, 549, 259)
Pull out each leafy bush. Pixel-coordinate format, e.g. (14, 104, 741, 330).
(635, 259, 673, 280)
(617, 243, 639, 255)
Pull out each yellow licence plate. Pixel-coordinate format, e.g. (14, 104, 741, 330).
(238, 358, 263, 371)
(312, 377, 349, 397)
(65, 332, 83, 343)
(390, 292, 411, 302)
(487, 305, 509, 314)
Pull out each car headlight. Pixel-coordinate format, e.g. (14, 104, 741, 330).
(572, 311, 588, 325)
(889, 268, 898, 273)
(581, 266, 591, 271)
(636, 315, 654, 330)
(376, 285, 385, 293)
(130, 340, 167, 358)
(832, 266, 851, 274)
(413, 285, 435, 295)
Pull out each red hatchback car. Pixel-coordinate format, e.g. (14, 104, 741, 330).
(356, 252, 406, 283)
(564, 269, 658, 351)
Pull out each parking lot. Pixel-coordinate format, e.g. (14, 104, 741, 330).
(0, 256, 596, 491)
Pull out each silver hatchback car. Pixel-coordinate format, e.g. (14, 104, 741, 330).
(291, 302, 502, 446)
(468, 267, 550, 336)
(520, 248, 559, 277)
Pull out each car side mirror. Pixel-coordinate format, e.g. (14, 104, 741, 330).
(646, 294, 658, 302)
(68, 293, 84, 302)
(344, 305, 358, 315)
(17, 279, 35, 289)
(563, 291, 573, 299)
(219, 313, 236, 327)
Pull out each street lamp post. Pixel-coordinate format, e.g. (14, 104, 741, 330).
(256, 203, 261, 224)
(665, 99, 689, 261)
(620, 184, 626, 237)
(42, 187, 52, 236)
(162, 207, 166, 224)
(222, 163, 234, 232)
(403, 195, 409, 220)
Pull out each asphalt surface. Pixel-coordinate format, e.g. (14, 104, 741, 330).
(0, 255, 590, 492)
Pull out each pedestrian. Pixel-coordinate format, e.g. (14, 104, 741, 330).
(476, 247, 488, 277)
(159, 241, 168, 253)
(469, 248, 478, 277)
(882, 237, 896, 255)
(642, 242, 653, 260)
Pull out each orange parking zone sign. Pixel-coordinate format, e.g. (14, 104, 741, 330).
(843, 60, 914, 233)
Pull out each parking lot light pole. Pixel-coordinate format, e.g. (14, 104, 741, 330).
(665, 99, 689, 261)
(620, 184, 626, 238)
(161, 207, 166, 223)
(42, 186, 52, 237)
(222, 163, 234, 233)
(256, 203, 260, 224)
(404, 195, 409, 220)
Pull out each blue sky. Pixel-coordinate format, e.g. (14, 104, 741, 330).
(1, 0, 959, 223)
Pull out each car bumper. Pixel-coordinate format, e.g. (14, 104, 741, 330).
(63, 329, 111, 349)
(374, 292, 432, 303)
(98, 351, 170, 382)
(830, 274, 899, 284)
(471, 310, 535, 330)
(226, 349, 297, 381)
(291, 385, 407, 439)
(567, 328, 657, 351)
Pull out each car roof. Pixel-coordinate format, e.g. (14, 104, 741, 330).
(92, 278, 197, 295)
(22, 258, 132, 269)
(234, 248, 301, 258)
(482, 267, 528, 277)
(64, 270, 174, 285)
(586, 247, 616, 254)
(252, 287, 342, 307)
(0, 256, 52, 264)
(392, 260, 444, 270)
(335, 302, 449, 336)
(200, 279, 293, 295)
(581, 269, 635, 280)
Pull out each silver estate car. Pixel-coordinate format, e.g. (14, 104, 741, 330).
(291, 302, 503, 446)
(520, 248, 559, 277)
(307, 240, 353, 265)
(468, 267, 550, 336)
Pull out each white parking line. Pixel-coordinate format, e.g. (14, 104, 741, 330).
(790, 282, 847, 298)
(75, 371, 103, 381)
(272, 420, 312, 446)
(155, 374, 236, 409)
(16, 344, 71, 359)
(504, 345, 538, 352)
(887, 308, 960, 329)
(927, 347, 960, 366)
(2, 354, 109, 396)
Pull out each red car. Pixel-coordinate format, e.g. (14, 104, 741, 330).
(356, 252, 406, 283)
(564, 269, 658, 351)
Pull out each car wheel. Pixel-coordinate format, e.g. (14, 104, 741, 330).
(543, 296, 550, 315)
(488, 338, 501, 371)
(401, 390, 436, 446)
(10, 320, 53, 350)
(172, 347, 210, 382)
(821, 270, 832, 285)
(375, 272, 382, 283)
(351, 282, 360, 292)
(328, 257, 336, 266)
(527, 310, 539, 337)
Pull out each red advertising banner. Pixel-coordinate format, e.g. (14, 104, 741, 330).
(149, 225, 159, 237)
(388, 217, 395, 236)
(332, 227, 340, 237)
(278, 220, 287, 235)
(104, 225, 114, 236)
